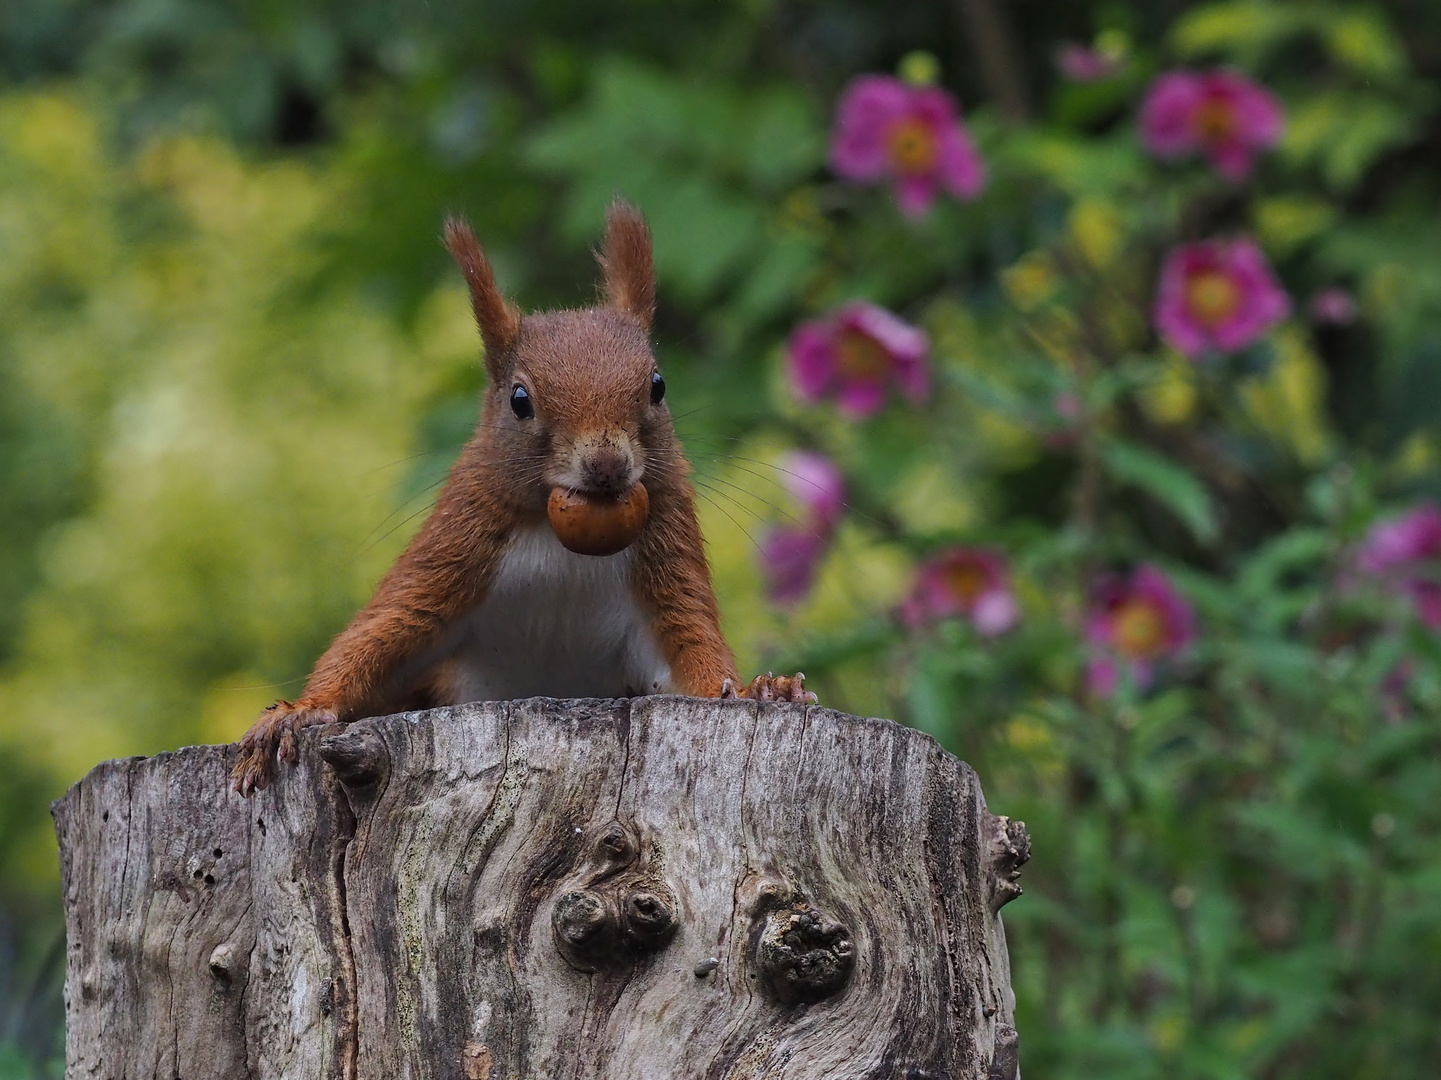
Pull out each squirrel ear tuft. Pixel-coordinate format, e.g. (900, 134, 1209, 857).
(443, 216, 521, 376)
(596, 199, 655, 331)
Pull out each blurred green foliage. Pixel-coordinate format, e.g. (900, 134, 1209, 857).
(2, 0, 1440, 1076)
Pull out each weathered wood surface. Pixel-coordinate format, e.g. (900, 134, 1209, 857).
(54, 696, 1028, 1079)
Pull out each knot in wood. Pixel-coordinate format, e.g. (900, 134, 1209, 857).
(987, 1022, 1019, 1080)
(596, 822, 636, 865)
(755, 903, 854, 1005)
(318, 728, 387, 788)
(551, 881, 678, 972)
(987, 815, 1031, 913)
(553, 889, 609, 957)
(621, 888, 676, 951)
(552, 822, 678, 973)
(208, 943, 235, 979)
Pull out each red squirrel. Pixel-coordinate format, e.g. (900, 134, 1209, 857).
(232, 201, 814, 795)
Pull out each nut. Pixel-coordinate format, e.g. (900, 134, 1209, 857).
(547, 484, 649, 557)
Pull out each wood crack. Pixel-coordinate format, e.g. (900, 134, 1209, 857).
(329, 774, 359, 1080)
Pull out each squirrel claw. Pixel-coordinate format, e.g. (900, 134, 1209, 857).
(721, 671, 817, 704)
(230, 701, 339, 797)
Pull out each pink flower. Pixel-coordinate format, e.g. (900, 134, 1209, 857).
(1356, 503, 1441, 629)
(830, 74, 985, 218)
(760, 529, 828, 605)
(778, 451, 846, 531)
(788, 301, 929, 417)
(1153, 238, 1290, 359)
(759, 452, 846, 604)
(1056, 43, 1123, 82)
(1310, 287, 1358, 326)
(1085, 565, 1195, 694)
(900, 548, 1021, 637)
(1140, 69, 1283, 181)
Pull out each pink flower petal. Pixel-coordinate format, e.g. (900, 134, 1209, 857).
(908, 86, 960, 128)
(835, 379, 888, 417)
(1226, 72, 1284, 145)
(1359, 504, 1441, 572)
(1310, 287, 1357, 325)
(936, 126, 986, 200)
(1207, 140, 1255, 182)
(1056, 43, 1122, 82)
(780, 451, 846, 530)
(1140, 72, 1203, 157)
(972, 589, 1021, 637)
(841, 302, 929, 363)
(787, 322, 838, 401)
(830, 75, 910, 182)
(760, 527, 827, 604)
(1086, 657, 1119, 697)
(894, 173, 938, 217)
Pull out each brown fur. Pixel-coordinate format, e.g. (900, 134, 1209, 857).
(596, 200, 655, 330)
(232, 201, 784, 796)
(444, 217, 522, 369)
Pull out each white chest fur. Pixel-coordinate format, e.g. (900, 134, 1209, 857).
(440, 524, 671, 701)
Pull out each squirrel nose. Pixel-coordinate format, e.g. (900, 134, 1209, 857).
(583, 448, 632, 495)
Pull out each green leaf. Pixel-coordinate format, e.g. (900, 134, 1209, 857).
(1282, 91, 1420, 193)
(1237, 528, 1330, 600)
(1101, 439, 1218, 543)
(1323, 10, 1409, 81)
(1171, 1, 1309, 62)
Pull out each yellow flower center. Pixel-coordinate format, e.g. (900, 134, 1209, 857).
(945, 562, 989, 605)
(888, 118, 938, 175)
(1193, 98, 1237, 144)
(1184, 269, 1240, 328)
(835, 330, 892, 381)
(1112, 599, 1166, 659)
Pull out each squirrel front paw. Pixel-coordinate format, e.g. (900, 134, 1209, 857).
(230, 700, 339, 797)
(720, 672, 818, 704)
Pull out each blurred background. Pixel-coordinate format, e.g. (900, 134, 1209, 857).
(2, 0, 1440, 1075)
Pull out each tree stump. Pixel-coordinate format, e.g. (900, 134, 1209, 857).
(52, 697, 1028, 1079)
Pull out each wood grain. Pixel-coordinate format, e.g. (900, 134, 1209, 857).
(54, 697, 1027, 1079)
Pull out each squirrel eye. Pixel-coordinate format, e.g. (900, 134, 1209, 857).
(509, 384, 534, 420)
(650, 371, 666, 405)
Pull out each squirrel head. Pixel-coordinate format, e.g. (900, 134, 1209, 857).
(444, 200, 675, 508)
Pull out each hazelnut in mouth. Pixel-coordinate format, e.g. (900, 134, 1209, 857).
(547, 483, 650, 556)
